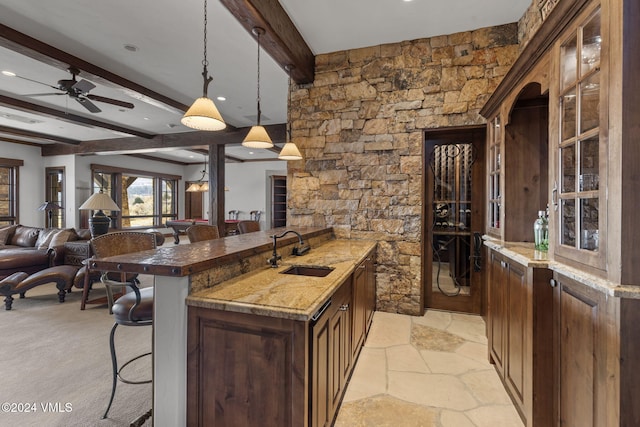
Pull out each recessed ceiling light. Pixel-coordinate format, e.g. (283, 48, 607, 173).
(124, 44, 139, 52)
(143, 117, 150, 120)
(216, 96, 226, 101)
(2, 70, 16, 77)
(249, 151, 254, 155)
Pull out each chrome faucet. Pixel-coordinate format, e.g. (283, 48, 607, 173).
(268, 229, 311, 267)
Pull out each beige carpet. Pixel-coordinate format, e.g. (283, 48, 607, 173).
(0, 279, 153, 427)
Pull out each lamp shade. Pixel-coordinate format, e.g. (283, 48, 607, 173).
(181, 97, 226, 131)
(38, 201, 62, 211)
(186, 182, 202, 192)
(278, 142, 303, 161)
(242, 125, 273, 148)
(79, 192, 120, 212)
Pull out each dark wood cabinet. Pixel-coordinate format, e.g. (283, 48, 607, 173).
(550, 272, 640, 427)
(487, 249, 553, 427)
(186, 308, 308, 427)
(188, 251, 376, 427)
(552, 272, 604, 427)
(311, 278, 351, 427)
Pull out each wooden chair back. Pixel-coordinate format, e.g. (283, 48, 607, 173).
(237, 220, 260, 234)
(186, 224, 220, 243)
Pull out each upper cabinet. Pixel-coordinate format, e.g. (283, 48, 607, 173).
(551, 5, 607, 271)
(480, 0, 640, 283)
(483, 64, 550, 243)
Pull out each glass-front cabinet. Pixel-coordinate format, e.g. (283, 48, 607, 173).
(487, 116, 501, 236)
(553, 6, 606, 270)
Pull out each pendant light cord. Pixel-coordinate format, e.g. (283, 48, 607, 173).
(285, 65, 294, 143)
(201, 0, 213, 97)
(253, 27, 264, 126)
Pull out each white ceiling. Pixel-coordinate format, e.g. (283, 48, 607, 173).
(0, 0, 531, 163)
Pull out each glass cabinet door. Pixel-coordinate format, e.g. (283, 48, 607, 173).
(557, 8, 602, 256)
(488, 116, 501, 234)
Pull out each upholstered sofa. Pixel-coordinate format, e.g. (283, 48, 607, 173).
(0, 225, 90, 280)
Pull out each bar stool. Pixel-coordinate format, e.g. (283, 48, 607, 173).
(186, 224, 220, 243)
(90, 232, 156, 424)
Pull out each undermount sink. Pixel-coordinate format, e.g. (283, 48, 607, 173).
(280, 265, 334, 277)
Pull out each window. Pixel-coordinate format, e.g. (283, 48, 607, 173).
(0, 158, 22, 226)
(90, 165, 178, 229)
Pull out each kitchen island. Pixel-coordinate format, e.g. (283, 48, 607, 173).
(89, 227, 376, 427)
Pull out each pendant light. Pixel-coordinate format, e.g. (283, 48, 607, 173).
(187, 155, 209, 192)
(181, 0, 226, 131)
(242, 27, 273, 148)
(279, 65, 303, 161)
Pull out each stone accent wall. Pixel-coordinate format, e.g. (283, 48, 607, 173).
(286, 24, 519, 315)
(518, 0, 559, 50)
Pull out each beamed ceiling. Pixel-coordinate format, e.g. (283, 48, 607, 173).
(0, 0, 531, 164)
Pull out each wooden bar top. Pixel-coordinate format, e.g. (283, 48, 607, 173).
(89, 226, 333, 277)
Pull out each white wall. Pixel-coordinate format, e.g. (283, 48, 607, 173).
(225, 161, 285, 229)
(1, 142, 45, 226)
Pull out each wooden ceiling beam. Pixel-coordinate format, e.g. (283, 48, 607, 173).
(40, 123, 286, 156)
(0, 95, 155, 140)
(0, 23, 190, 114)
(220, 0, 315, 84)
(0, 124, 80, 145)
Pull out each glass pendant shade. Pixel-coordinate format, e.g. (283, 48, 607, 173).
(278, 142, 303, 160)
(199, 182, 209, 192)
(186, 182, 202, 192)
(242, 125, 273, 148)
(181, 97, 226, 131)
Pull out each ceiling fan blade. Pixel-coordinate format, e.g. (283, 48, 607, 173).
(75, 97, 101, 113)
(86, 94, 135, 109)
(72, 79, 96, 94)
(25, 92, 66, 97)
(13, 74, 60, 91)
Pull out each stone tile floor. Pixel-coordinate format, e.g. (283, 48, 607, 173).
(335, 310, 524, 427)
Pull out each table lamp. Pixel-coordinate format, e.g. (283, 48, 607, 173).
(79, 191, 120, 238)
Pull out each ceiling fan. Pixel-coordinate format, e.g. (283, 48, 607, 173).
(14, 67, 135, 113)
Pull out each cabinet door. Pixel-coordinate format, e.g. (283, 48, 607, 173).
(504, 262, 527, 414)
(488, 251, 506, 375)
(311, 280, 352, 427)
(364, 254, 376, 332)
(553, 6, 606, 270)
(330, 294, 349, 418)
(311, 303, 333, 427)
(351, 261, 366, 362)
(553, 273, 605, 427)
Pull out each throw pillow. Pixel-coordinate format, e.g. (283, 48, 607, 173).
(36, 228, 59, 249)
(0, 224, 19, 247)
(49, 228, 75, 248)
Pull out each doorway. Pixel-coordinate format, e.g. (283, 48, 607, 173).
(423, 127, 485, 314)
(185, 186, 204, 219)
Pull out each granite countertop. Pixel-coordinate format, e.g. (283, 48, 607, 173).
(483, 236, 640, 299)
(186, 239, 377, 321)
(89, 226, 332, 277)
